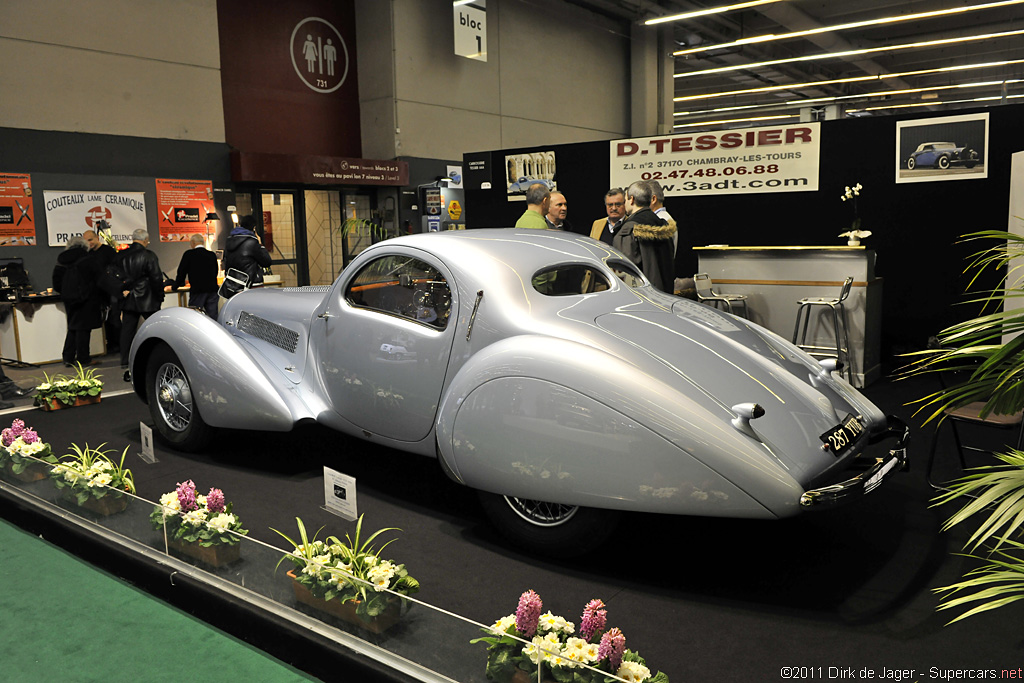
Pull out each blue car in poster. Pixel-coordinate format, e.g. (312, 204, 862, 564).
(905, 141, 979, 170)
(508, 176, 555, 193)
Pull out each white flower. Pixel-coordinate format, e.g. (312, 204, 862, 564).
(367, 560, 396, 591)
(37, 382, 51, 391)
(616, 660, 652, 682)
(206, 513, 236, 531)
(490, 614, 516, 634)
(537, 611, 574, 635)
(561, 637, 599, 665)
(18, 441, 45, 456)
(88, 472, 113, 488)
(181, 509, 207, 527)
(196, 494, 208, 508)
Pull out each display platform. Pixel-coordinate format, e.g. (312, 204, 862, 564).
(0, 387, 1019, 682)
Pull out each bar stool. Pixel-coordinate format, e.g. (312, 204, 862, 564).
(694, 273, 749, 318)
(792, 276, 854, 381)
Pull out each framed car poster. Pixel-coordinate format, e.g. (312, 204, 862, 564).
(504, 150, 556, 201)
(895, 112, 989, 184)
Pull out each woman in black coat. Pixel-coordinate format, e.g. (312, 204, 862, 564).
(53, 235, 103, 366)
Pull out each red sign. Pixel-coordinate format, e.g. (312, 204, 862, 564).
(0, 173, 36, 246)
(155, 178, 215, 242)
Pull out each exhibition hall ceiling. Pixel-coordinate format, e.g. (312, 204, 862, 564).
(562, 0, 1024, 128)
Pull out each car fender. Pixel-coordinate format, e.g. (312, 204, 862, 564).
(129, 308, 301, 431)
(436, 336, 804, 518)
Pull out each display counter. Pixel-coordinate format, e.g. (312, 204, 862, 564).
(0, 295, 105, 365)
(694, 245, 881, 387)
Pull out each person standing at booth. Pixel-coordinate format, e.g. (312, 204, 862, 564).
(117, 229, 164, 368)
(223, 215, 272, 287)
(514, 184, 551, 230)
(171, 234, 219, 318)
(590, 188, 627, 244)
(616, 181, 676, 293)
(52, 235, 103, 367)
(83, 225, 121, 353)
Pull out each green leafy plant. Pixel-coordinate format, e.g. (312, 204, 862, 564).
(471, 590, 668, 683)
(900, 229, 1024, 423)
(0, 418, 56, 474)
(150, 479, 247, 547)
(33, 363, 103, 407)
(50, 443, 135, 505)
(932, 450, 1024, 623)
(271, 515, 419, 621)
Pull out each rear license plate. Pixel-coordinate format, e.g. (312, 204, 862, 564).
(820, 414, 865, 456)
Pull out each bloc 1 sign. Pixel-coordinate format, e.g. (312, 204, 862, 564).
(454, 1, 487, 61)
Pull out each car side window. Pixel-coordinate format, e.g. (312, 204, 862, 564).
(345, 255, 452, 330)
(608, 260, 645, 288)
(532, 265, 611, 296)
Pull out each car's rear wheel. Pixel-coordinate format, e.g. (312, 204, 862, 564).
(906, 156, 916, 170)
(477, 491, 618, 557)
(937, 155, 950, 169)
(146, 344, 213, 451)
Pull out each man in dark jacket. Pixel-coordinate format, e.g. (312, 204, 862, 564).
(172, 234, 219, 318)
(223, 215, 272, 287)
(53, 235, 103, 366)
(84, 224, 121, 352)
(117, 228, 164, 367)
(615, 181, 676, 293)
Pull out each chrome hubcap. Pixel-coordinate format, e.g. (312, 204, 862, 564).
(503, 496, 578, 527)
(155, 362, 192, 432)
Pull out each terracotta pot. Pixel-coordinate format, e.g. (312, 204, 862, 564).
(62, 489, 128, 516)
(37, 394, 101, 411)
(286, 569, 402, 633)
(74, 395, 102, 407)
(5, 460, 49, 482)
(511, 668, 555, 683)
(166, 536, 241, 567)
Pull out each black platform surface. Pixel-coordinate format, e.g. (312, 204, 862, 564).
(2, 375, 1023, 682)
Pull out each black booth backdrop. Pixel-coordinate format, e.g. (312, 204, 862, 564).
(464, 104, 1024, 371)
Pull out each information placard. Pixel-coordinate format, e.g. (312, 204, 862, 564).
(610, 123, 820, 197)
(156, 178, 215, 242)
(322, 467, 357, 521)
(44, 190, 146, 247)
(0, 173, 35, 246)
(454, 1, 487, 61)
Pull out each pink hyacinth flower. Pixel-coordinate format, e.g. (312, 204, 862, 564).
(206, 487, 226, 513)
(176, 479, 198, 512)
(515, 590, 543, 638)
(580, 599, 607, 642)
(21, 429, 39, 445)
(598, 627, 626, 671)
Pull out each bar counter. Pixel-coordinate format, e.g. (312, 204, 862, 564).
(694, 245, 881, 387)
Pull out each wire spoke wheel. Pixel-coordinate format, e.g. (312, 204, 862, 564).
(503, 496, 579, 527)
(155, 362, 193, 432)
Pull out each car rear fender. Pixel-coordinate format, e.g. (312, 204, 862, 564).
(129, 309, 303, 431)
(436, 336, 805, 518)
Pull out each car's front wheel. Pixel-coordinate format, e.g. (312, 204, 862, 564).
(906, 156, 916, 170)
(477, 491, 618, 557)
(937, 155, 950, 169)
(146, 344, 213, 451)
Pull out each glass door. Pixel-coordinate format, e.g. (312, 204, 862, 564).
(256, 191, 304, 287)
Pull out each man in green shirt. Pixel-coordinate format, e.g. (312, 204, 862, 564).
(514, 183, 551, 229)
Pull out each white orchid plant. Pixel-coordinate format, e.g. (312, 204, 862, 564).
(838, 182, 871, 241)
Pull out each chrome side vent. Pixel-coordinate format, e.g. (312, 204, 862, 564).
(282, 285, 332, 293)
(237, 311, 299, 353)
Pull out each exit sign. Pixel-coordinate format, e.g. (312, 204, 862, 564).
(453, 1, 487, 62)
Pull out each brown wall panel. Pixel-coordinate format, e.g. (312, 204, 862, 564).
(218, 0, 361, 158)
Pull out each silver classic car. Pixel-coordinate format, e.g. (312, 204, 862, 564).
(129, 229, 908, 554)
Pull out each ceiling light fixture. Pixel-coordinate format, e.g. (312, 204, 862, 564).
(673, 113, 800, 129)
(671, 0, 1024, 56)
(674, 28, 1024, 79)
(645, 0, 785, 26)
(673, 58, 1024, 102)
(674, 80, 1023, 122)
(847, 92, 1024, 113)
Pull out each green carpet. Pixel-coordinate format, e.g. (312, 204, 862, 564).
(0, 518, 314, 682)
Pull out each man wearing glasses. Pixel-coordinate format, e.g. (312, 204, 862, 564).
(590, 188, 626, 244)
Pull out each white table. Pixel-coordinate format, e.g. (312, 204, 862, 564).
(0, 298, 105, 365)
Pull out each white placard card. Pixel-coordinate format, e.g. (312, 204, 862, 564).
(322, 466, 356, 520)
(138, 422, 157, 464)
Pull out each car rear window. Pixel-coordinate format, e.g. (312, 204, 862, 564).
(532, 265, 611, 296)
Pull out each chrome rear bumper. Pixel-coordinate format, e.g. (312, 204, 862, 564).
(799, 415, 910, 508)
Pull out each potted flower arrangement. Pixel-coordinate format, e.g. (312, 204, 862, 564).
(34, 363, 103, 411)
(838, 182, 871, 246)
(472, 590, 669, 683)
(272, 515, 419, 633)
(150, 479, 248, 567)
(49, 443, 135, 515)
(0, 418, 57, 482)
